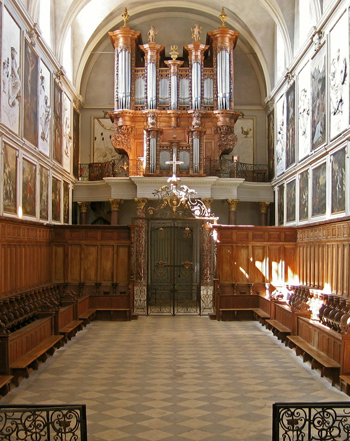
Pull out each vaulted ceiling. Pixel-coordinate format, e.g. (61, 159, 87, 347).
(26, 0, 325, 99)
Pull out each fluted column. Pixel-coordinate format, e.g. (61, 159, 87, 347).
(77, 201, 90, 225)
(259, 202, 270, 226)
(109, 198, 122, 225)
(227, 199, 239, 225)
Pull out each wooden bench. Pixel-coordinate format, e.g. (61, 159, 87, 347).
(0, 375, 13, 397)
(79, 308, 97, 325)
(287, 335, 340, 386)
(59, 320, 84, 342)
(95, 309, 131, 321)
(265, 319, 291, 343)
(11, 335, 64, 385)
(340, 375, 350, 395)
(220, 308, 269, 323)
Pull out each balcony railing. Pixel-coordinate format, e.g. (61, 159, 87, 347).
(273, 402, 350, 441)
(79, 158, 268, 182)
(0, 404, 87, 441)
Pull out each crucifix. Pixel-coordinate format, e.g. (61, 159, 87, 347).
(166, 148, 183, 180)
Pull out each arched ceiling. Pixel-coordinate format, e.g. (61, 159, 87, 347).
(28, 0, 322, 99)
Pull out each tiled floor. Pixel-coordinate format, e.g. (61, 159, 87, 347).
(1, 316, 349, 440)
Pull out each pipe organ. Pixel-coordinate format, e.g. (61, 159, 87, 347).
(108, 8, 240, 176)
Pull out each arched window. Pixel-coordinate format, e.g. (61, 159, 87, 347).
(38, 0, 51, 47)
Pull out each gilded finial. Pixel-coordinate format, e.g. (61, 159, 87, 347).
(122, 7, 129, 27)
(219, 7, 227, 26)
(170, 45, 179, 60)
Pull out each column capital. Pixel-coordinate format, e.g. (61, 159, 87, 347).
(227, 199, 239, 211)
(134, 198, 148, 210)
(77, 201, 90, 213)
(201, 198, 213, 210)
(109, 198, 122, 211)
(259, 202, 270, 214)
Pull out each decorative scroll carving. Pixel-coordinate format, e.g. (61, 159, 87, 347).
(216, 125, 237, 156)
(111, 125, 133, 153)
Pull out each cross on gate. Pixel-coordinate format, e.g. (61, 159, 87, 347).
(166, 148, 183, 179)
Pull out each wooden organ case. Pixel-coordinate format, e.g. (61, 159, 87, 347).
(108, 10, 240, 177)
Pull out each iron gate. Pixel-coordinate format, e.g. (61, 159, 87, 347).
(147, 219, 200, 315)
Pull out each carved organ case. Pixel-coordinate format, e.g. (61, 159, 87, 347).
(108, 12, 240, 177)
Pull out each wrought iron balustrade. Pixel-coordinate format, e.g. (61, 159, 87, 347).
(78, 158, 268, 181)
(273, 402, 350, 441)
(0, 404, 87, 441)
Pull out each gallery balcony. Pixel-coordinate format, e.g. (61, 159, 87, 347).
(78, 158, 269, 183)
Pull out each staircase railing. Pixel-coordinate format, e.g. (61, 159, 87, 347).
(0, 404, 87, 440)
(273, 402, 350, 441)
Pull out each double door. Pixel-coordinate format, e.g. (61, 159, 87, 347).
(148, 219, 200, 315)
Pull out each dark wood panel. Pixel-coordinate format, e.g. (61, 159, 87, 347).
(53, 245, 65, 283)
(83, 245, 98, 282)
(69, 245, 81, 283)
(101, 245, 114, 283)
(116, 246, 129, 285)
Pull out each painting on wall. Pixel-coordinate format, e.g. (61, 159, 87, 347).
(53, 81, 62, 164)
(23, 40, 39, 147)
(278, 184, 284, 226)
(311, 45, 326, 150)
(38, 61, 51, 156)
(312, 163, 327, 217)
(299, 170, 309, 221)
(298, 62, 311, 160)
(3, 143, 17, 214)
(62, 93, 72, 172)
(39, 165, 48, 220)
(286, 180, 296, 222)
(73, 108, 80, 179)
(267, 109, 274, 180)
(331, 147, 346, 213)
(1, 8, 21, 135)
(52, 176, 61, 222)
(286, 83, 296, 169)
(93, 117, 119, 162)
(329, 12, 349, 140)
(275, 95, 286, 176)
(22, 158, 36, 217)
(63, 181, 69, 224)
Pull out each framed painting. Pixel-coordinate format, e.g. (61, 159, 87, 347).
(62, 93, 71, 172)
(331, 147, 346, 213)
(286, 83, 296, 169)
(53, 81, 62, 164)
(299, 170, 309, 221)
(1, 8, 21, 135)
(312, 163, 327, 217)
(286, 179, 296, 222)
(93, 116, 119, 162)
(311, 45, 326, 150)
(22, 158, 36, 217)
(39, 165, 48, 220)
(38, 60, 51, 156)
(298, 62, 311, 161)
(63, 181, 69, 224)
(267, 109, 274, 180)
(3, 143, 17, 214)
(278, 184, 284, 226)
(329, 11, 349, 140)
(52, 176, 61, 222)
(23, 40, 39, 147)
(275, 95, 286, 176)
(73, 107, 80, 179)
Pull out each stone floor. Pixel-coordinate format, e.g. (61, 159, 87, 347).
(1, 316, 349, 440)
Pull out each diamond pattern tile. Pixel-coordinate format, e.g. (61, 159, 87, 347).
(1, 316, 349, 440)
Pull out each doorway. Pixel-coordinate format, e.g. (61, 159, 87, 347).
(147, 219, 201, 315)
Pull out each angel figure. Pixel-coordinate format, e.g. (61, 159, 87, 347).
(147, 25, 157, 43)
(191, 24, 202, 41)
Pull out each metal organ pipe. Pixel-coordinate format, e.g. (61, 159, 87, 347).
(192, 62, 201, 109)
(147, 63, 157, 109)
(217, 49, 230, 110)
(171, 75, 178, 110)
(118, 49, 131, 109)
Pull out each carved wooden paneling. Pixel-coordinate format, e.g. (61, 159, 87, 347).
(101, 245, 114, 283)
(235, 245, 249, 283)
(268, 246, 282, 283)
(83, 245, 98, 282)
(284, 245, 296, 283)
(53, 245, 65, 283)
(117, 245, 130, 285)
(275, 304, 293, 331)
(69, 245, 81, 283)
(251, 245, 265, 282)
(58, 305, 75, 329)
(218, 245, 234, 283)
